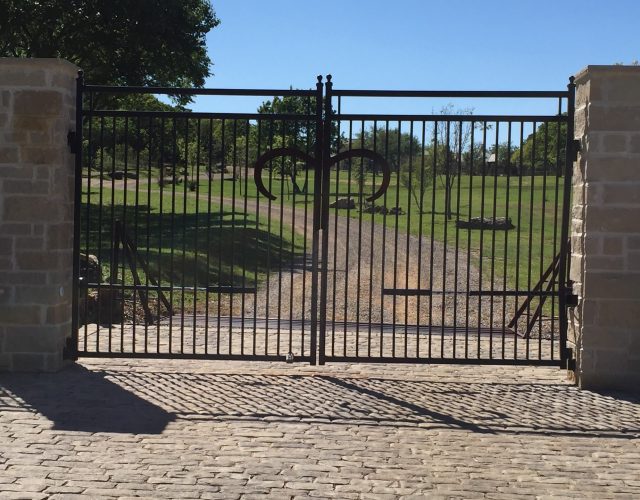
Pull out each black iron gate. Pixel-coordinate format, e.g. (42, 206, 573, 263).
(71, 73, 575, 367)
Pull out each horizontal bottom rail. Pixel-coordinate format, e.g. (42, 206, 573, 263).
(383, 289, 558, 297)
(76, 351, 310, 362)
(322, 356, 562, 366)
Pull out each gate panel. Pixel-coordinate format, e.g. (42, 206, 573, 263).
(74, 80, 323, 361)
(320, 85, 574, 365)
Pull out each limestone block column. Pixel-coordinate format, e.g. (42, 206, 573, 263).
(0, 58, 79, 371)
(570, 65, 640, 391)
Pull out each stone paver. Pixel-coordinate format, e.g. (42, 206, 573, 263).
(1, 359, 639, 498)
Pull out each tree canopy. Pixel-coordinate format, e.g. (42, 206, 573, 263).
(0, 0, 219, 89)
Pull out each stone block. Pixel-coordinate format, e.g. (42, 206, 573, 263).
(15, 251, 64, 271)
(0, 305, 42, 325)
(585, 273, 640, 299)
(3, 179, 50, 195)
(602, 134, 627, 153)
(0, 69, 46, 87)
(586, 206, 640, 232)
(4, 326, 63, 352)
(13, 90, 63, 116)
(597, 300, 640, 330)
(602, 236, 623, 255)
(46, 303, 70, 324)
(601, 184, 640, 205)
(0, 147, 19, 163)
(630, 134, 640, 153)
(11, 353, 46, 372)
(3, 196, 60, 222)
(588, 105, 640, 131)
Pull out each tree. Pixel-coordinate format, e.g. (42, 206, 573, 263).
(434, 106, 478, 220)
(0, 0, 219, 96)
(257, 94, 320, 194)
(510, 120, 567, 175)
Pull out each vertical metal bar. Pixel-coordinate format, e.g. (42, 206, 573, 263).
(330, 97, 341, 358)
(318, 74, 333, 364)
(551, 98, 563, 360)
(253, 119, 262, 356)
(217, 119, 225, 354)
(489, 121, 499, 359)
(309, 76, 323, 364)
(355, 119, 365, 358)
(404, 121, 414, 357)
(145, 116, 153, 353)
(428, 122, 438, 359)
(242, 119, 250, 355)
(82, 90, 93, 353)
(465, 122, 475, 359)
(416, 121, 427, 359)
(452, 120, 463, 358)
(380, 121, 390, 358)
(539, 121, 550, 358)
(392, 120, 402, 358)
(132, 116, 142, 352)
(108, 115, 117, 352)
(70, 71, 84, 360)
(120, 115, 129, 353)
(194, 118, 202, 354)
(478, 122, 487, 359)
(288, 120, 297, 356)
(157, 117, 166, 353)
(440, 121, 451, 357)
(367, 120, 377, 358)
(264, 117, 273, 355)
(205, 118, 213, 355)
(526, 122, 537, 360)
(230, 119, 238, 355)
(342, 120, 353, 357)
(558, 77, 576, 367)
(180, 118, 189, 354)
(276, 119, 284, 354)
(502, 122, 513, 359)
(514, 122, 525, 359)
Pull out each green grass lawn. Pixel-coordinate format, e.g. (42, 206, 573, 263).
(161, 169, 565, 291)
(80, 185, 306, 315)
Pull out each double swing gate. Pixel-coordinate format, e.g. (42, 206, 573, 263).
(71, 73, 576, 367)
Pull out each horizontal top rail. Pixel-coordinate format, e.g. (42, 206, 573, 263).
(333, 113, 569, 122)
(332, 89, 569, 98)
(83, 84, 318, 97)
(83, 110, 317, 121)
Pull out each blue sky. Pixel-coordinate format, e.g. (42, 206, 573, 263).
(191, 0, 638, 115)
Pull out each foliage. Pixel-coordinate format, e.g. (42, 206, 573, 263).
(0, 0, 219, 98)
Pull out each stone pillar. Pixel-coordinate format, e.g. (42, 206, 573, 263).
(0, 58, 79, 371)
(570, 65, 640, 391)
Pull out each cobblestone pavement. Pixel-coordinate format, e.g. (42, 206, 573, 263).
(1, 359, 639, 499)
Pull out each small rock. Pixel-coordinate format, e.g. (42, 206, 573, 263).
(329, 197, 356, 209)
(456, 216, 515, 230)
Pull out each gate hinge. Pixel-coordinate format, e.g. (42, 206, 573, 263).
(67, 130, 79, 154)
(571, 139, 581, 161)
(62, 336, 78, 361)
(566, 293, 579, 307)
(565, 347, 576, 371)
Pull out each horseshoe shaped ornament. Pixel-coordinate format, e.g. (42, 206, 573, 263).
(253, 147, 317, 201)
(253, 147, 392, 203)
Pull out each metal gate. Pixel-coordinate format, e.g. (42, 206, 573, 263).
(71, 73, 576, 367)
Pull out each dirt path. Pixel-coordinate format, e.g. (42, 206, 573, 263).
(90, 178, 518, 333)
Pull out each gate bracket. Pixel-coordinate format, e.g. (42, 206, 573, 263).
(571, 139, 581, 161)
(68, 130, 78, 154)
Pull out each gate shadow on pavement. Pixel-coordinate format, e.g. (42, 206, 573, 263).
(1, 366, 639, 438)
(0, 365, 175, 434)
(104, 369, 639, 439)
